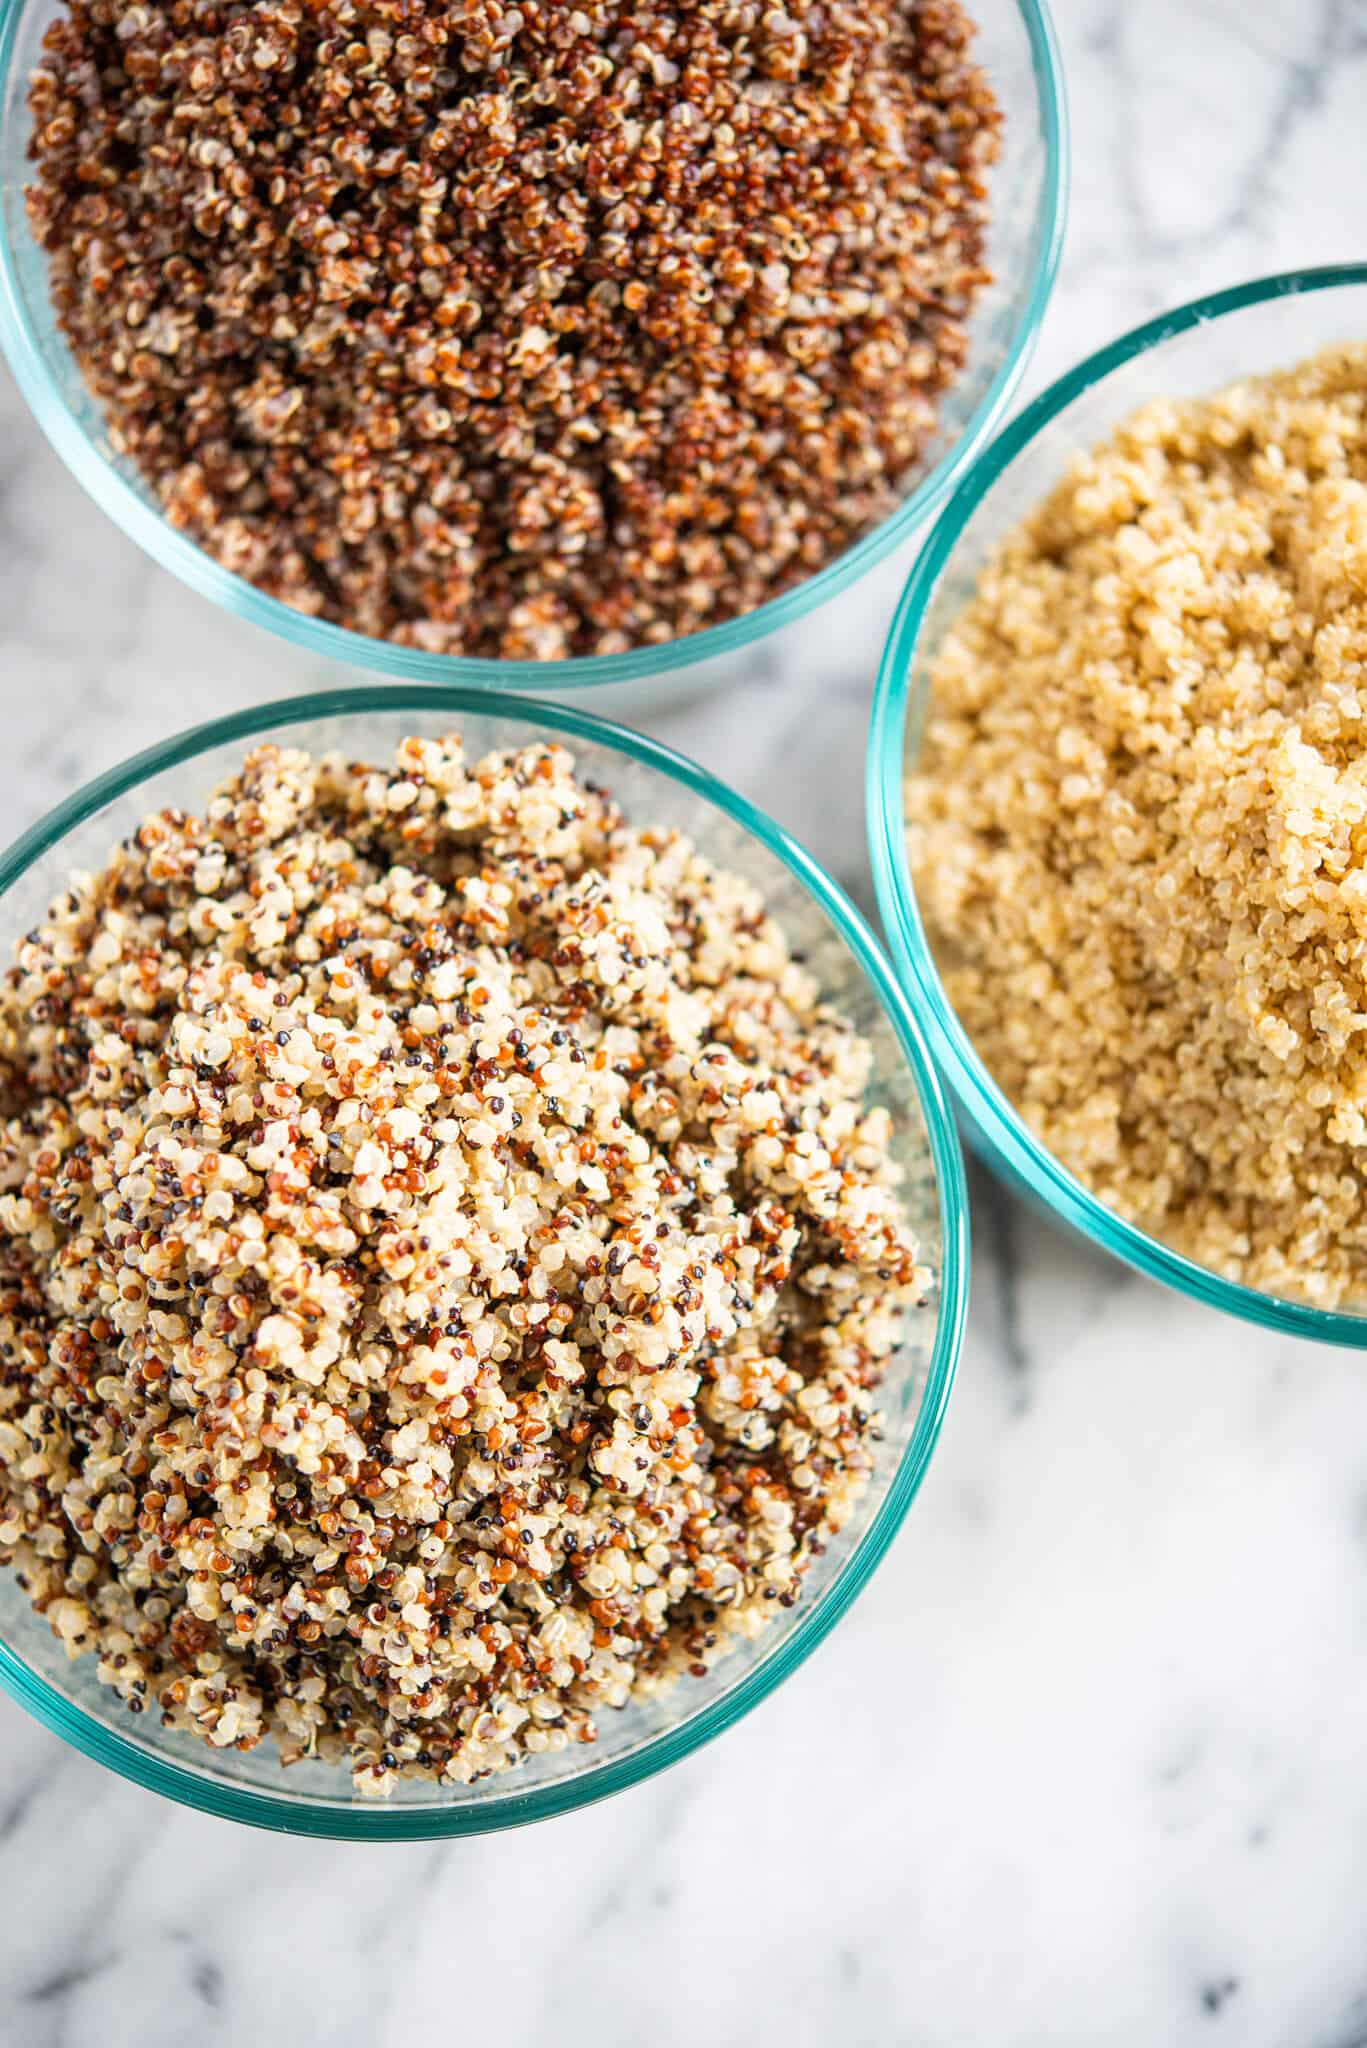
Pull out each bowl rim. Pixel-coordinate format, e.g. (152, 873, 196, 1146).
(0, 682, 970, 1835)
(0, 0, 1069, 688)
(868, 260, 1367, 1348)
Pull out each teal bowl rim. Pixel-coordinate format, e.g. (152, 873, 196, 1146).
(0, 683, 969, 1835)
(0, 0, 1068, 689)
(869, 262, 1367, 1348)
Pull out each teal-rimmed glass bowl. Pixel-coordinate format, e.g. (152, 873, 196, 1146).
(869, 264, 1367, 1347)
(0, 685, 968, 1834)
(0, 0, 1067, 691)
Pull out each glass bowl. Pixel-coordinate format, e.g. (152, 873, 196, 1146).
(0, 684, 968, 1835)
(0, 0, 1067, 692)
(869, 264, 1367, 1347)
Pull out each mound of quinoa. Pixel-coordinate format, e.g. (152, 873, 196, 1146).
(25, 0, 999, 658)
(909, 342, 1367, 1309)
(0, 734, 926, 1791)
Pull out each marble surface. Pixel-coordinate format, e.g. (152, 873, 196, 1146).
(3, 0, 1367, 2042)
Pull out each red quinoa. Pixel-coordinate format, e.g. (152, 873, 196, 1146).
(26, 0, 1000, 658)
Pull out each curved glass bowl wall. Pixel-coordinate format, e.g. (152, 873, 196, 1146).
(0, 686, 968, 1833)
(0, 0, 1067, 691)
(870, 265, 1367, 1347)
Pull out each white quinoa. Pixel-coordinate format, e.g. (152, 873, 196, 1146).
(908, 342, 1367, 1309)
(0, 734, 926, 1790)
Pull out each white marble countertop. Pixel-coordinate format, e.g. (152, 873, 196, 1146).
(3, 1, 1367, 2042)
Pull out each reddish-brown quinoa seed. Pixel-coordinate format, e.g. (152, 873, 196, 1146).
(26, 0, 999, 658)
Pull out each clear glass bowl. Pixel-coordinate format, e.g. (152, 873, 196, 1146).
(869, 264, 1367, 1346)
(0, 0, 1067, 691)
(0, 685, 968, 1834)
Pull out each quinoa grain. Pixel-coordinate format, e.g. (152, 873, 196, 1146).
(909, 343, 1367, 1310)
(26, 0, 998, 658)
(0, 734, 926, 1788)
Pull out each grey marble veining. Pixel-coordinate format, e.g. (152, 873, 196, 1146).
(3, 2, 1367, 2043)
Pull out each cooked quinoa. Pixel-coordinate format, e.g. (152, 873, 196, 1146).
(25, 0, 999, 659)
(908, 342, 1367, 1310)
(0, 734, 925, 1791)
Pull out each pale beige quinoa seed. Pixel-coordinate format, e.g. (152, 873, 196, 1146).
(908, 342, 1367, 1309)
(0, 734, 926, 1791)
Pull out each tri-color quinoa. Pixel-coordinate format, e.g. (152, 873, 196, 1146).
(0, 735, 926, 1790)
(26, 0, 999, 658)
